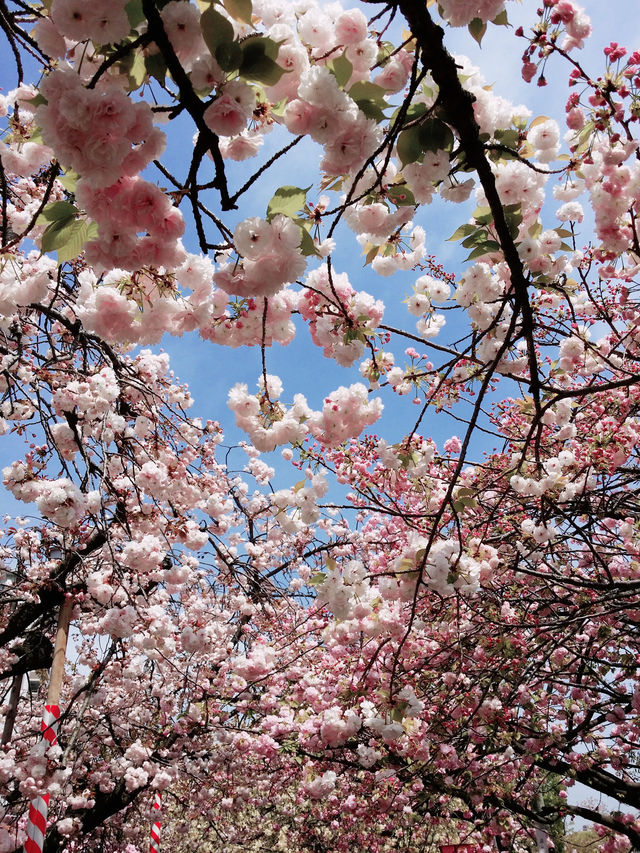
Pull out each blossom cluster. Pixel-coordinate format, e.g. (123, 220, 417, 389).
(228, 375, 383, 452)
(215, 215, 306, 299)
(2, 466, 99, 527)
(438, 0, 508, 28)
(308, 383, 383, 447)
(284, 66, 382, 176)
(47, 0, 131, 45)
(37, 69, 164, 190)
(76, 177, 185, 273)
(227, 376, 311, 453)
(299, 265, 384, 366)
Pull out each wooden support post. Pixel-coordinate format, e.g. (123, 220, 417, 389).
(46, 595, 73, 708)
(1, 673, 23, 745)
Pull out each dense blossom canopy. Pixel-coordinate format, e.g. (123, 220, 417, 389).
(1, 0, 640, 851)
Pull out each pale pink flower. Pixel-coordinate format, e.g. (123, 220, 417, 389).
(31, 17, 67, 58)
(374, 50, 414, 93)
(335, 9, 368, 45)
(204, 81, 255, 137)
(161, 0, 206, 65)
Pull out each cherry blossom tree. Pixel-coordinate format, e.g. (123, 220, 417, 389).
(1, 0, 640, 850)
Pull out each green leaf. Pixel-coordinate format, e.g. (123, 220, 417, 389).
(468, 17, 487, 45)
(328, 54, 353, 89)
(376, 41, 395, 64)
(447, 223, 477, 242)
(222, 0, 253, 24)
(270, 98, 287, 117)
(125, 0, 144, 28)
(215, 41, 243, 72)
(465, 241, 500, 261)
(406, 102, 428, 122)
(461, 230, 485, 249)
(347, 83, 388, 124)
(243, 34, 280, 60)
(492, 9, 509, 26)
(391, 101, 427, 128)
(418, 118, 454, 153)
(504, 204, 522, 239)
(145, 52, 167, 84)
(41, 217, 91, 264)
(298, 225, 320, 257)
(28, 127, 44, 145)
(397, 126, 423, 167)
(264, 38, 281, 61)
(239, 37, 286, 85)
(344, 327, 365, 344)
(472, 206, 493, 226)
(266, 185, 310, 220)
(505, 214, 522, 240)
(354, 98, 386, 122)
(240, 53, 285, 84)
(494, 128, 520, 149)
(58, 171, 79, 193)
(123, 50, 146, 88)
(41, 216, 75, 253)
(348, 81, 387, 104)
(56, 222, 93, 264)
(28, 93, 48, 108)
(456, 487, 476, 497)
(37, 201, 77, 224)
(363, 244, 379, 266)
(387, 184, 415, 207)
(200, 6, 235, 55)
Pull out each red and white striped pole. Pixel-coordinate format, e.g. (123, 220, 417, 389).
(149, 793, 162, 853)
(24, 706, 60, 853)
(23, 596, 73, 853)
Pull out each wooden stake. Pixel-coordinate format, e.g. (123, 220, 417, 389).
(1, 673, 23, 745)
(46, 595, 73, 707)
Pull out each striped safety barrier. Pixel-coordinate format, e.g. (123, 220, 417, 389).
(149, 792, 162, 853)
(24, 705, 60, 853)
